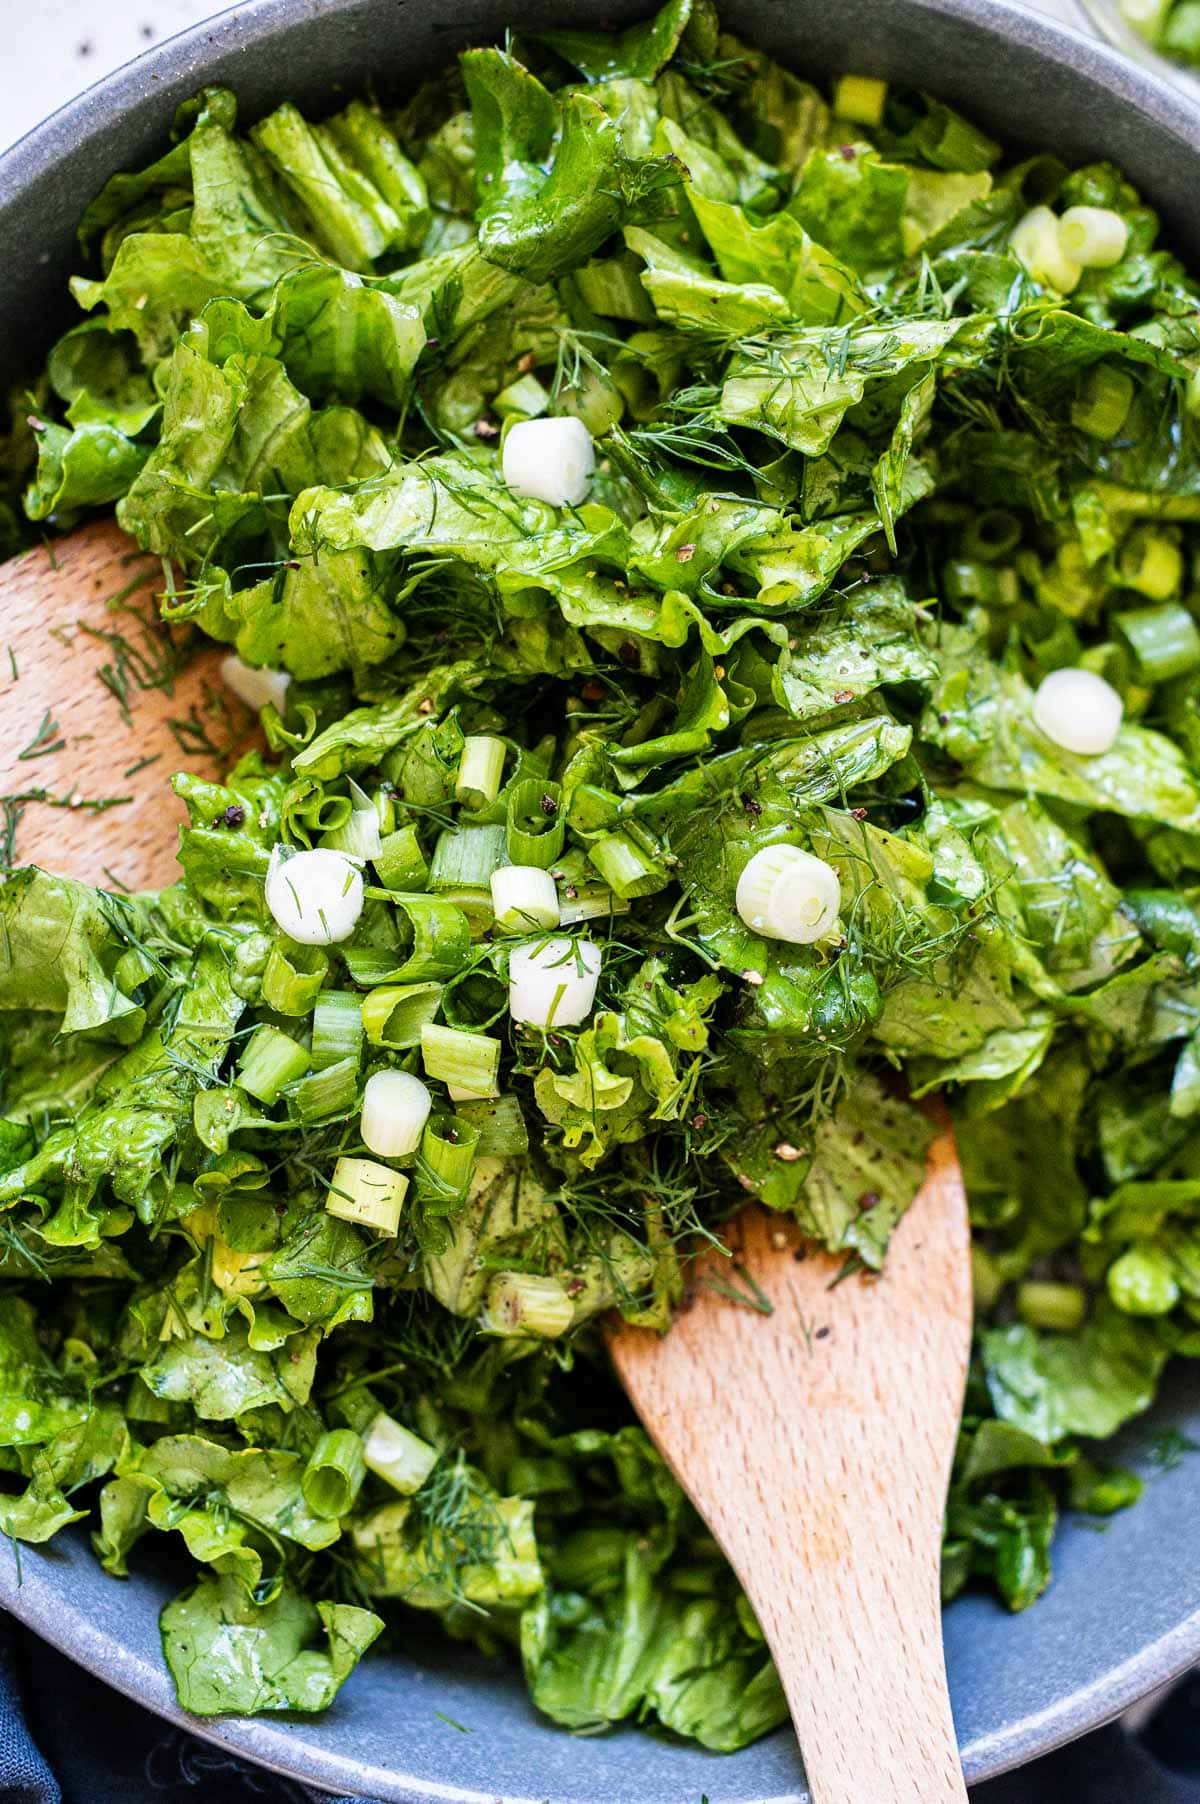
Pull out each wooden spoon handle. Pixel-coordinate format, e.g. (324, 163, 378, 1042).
(610, 1131, 971, 1804)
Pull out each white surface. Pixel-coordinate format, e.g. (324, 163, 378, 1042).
(1, 0, 223, 151)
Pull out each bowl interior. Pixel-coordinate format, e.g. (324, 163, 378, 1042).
(3, 1, 1200, 1798)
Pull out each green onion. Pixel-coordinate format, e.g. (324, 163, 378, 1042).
(420, 1023, 501, 1098)
(286, 1055, 359, 1123)
(454, 1093, 529, 1157)
(490, 864, 560, 932)
(361, 1069, 432, 1158)
(506, 777, 565, 868)
(1115, 602, 1200, 683)
(1016, 1281, 1086, 1333)
(311, 989, 364, 1070)
(322, 780, 383, 860)
(261, 939, 329, 1015)
(833, 74, 887, 126)
(455, 735, 506, 810)
(1071, 364, 1134, 439)
(302, 1429, 366, 1518)
(588, 831, 670, 899)
(375, 824, 429, 892)
(1118, 528, 1183, 601)
(942, 560, 1020, 607)
(493, 372, 551, 418)
(326, 1155, 408, 1234)
(1058, 205, 1129, 269)
(362, 981, 443, 1049)
(416, 1111, 480, 1206)
(363, 1411, 438, 1494)
(962, 510, 1022, 563)
(392, 896, 473, 980)
(484, 1271, 574, 1339)
(238, 1025, 310, 1104)
(429, 825, 507, 891)
(573, 251, 657, 323)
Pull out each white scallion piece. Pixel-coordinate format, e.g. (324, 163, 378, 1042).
(1031, 667, 1124, 756)
(502, 417, 595, 508)
(1009, 206, 1081, 294)
(325, 1155, 407, 1234)
(361, 1070, 432, 1159)
(265, 847, 364, 945)
(484, 1271, 574, 1339)
(736, 845, 842, 945)
(490, 865, 560, 933)
(509, 937, 601, 1028)
(323, 779, 383, 861)
(362, 1411, 438, 1494)
(220, 654, 291, 716)
(1057, 205, 1129, 269)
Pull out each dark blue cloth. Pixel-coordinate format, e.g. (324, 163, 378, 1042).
(0, 1611, 1197, 1803)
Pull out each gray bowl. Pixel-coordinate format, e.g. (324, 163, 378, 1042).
(3, 2, 1200, 1798)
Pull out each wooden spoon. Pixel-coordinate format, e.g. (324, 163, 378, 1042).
(2, 522, 974, 1802)
(610, 1128, 972, 1804)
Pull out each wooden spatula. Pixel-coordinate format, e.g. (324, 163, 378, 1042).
(0, 521, 248, 889)
(2, 522, 974, 1802)
(610, 1127, 972, 1804)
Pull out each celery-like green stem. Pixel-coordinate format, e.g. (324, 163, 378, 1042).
(1115, 601, 1200, 683)
(429, 825, 508, 891)
(363, 1411, 438, 1494)
(588, 830, 669, 899)
(416, 1111, 480, 1207)
(375, 824, 429, 892)
(302, 1429, 366, 1518)
(485, 1271, 574, 1338)
(261, 939, 329, 1015)
(420, 1023, 501, 1097)
(362, 981, 443, 1048)
(238, 1024, 310, 1104)
(506, 778, 565, 868)
(456, 735, 507, 810)
(286, 1055, 359, 1123)
(326, 1155, 408, 1233)
(311, 989, 364, 1070)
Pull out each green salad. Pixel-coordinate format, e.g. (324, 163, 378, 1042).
(2, 0, 1200, 1746)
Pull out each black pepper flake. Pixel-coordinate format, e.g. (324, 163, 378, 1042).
(222, 804, 245, 829)
(539, 791, 558, 816)
(741, 792, 762, 818)
(859, 1190, 881, 1211)
(815, 1325, 831, 1339)
(850, 806, 868, 821)
(839, 143, 856, 161)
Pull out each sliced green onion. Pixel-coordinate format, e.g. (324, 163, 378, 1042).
(375, 824, 429, 892)
(490, 864, 560, 932)
(326, 1155, 408, 1234)
(455, 735, 506, 810)
(261, 938, 329, 1015)
(302, 1428, 366, 1518)
(1057, 205, 1129, 269)
(1010, 206, 1080, 294)
(416, 1111, 480, 1206)
(1115, 602, 1200, 683)
(558, 883, 628, 927)
(362, 981, 443, 1049)
(508, 937, 601, 1028)
(1031, 666, 1123, 755)
(962, 510, 1021, 563)
(506, 777, 565, 868)
(735, 846, 841, 944)
(238, 1024, 310, 1104)
(1071, 364, 1134, 439)
(265, 847, 364, 946)
(493, 372, 551, 418)
(942, 560, 1020, 608)
(429, 825, 508, 891)
(391, 896, 473, 980)
(1016, 1281, 1086, 1333)
(363, 1411, 438, 1494)
(286, 1055, 359, 1123)
(362, 1069, 432, 1158)
(312, 989, 365, 1070)
(587, 831, 669, 900)
(221, 653, 290, 717)
(420, 1023, 501, 1097)
(484, 1272, 574, 1339)
(454, 1093, 529, 1157)
(1118, 528, 1184, 602)
(833, 74, 887, 126)
(322, 779, 384, 860)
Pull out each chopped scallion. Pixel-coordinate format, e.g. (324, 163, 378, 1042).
(420, 1023, 501, 1097)
(326, 1155, 408, 1234)
(363, 1411, 438, 1494)
(237, 1024, 310, 1104)
(302, 1428, 366, 1519)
